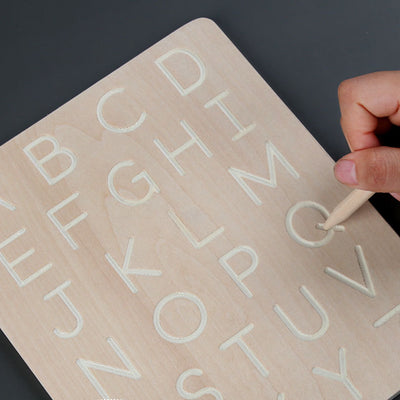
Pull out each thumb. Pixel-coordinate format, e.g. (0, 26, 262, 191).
(334, 146, 400, 193)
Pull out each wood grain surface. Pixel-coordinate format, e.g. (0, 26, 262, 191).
(0, 18, 399, 399)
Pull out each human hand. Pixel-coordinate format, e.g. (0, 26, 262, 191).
(334, 71, 400, 200)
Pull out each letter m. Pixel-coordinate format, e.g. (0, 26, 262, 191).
(229, 140, 299, 205)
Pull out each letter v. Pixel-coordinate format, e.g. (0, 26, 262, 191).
(324, 245, 376, 298)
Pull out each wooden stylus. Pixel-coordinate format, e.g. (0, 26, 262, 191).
(323, 189, 374, 230)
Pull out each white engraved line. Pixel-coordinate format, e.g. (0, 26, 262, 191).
(0, 228, 52, 287)
(220, 323, 269, 377)
(286, 201, 344, 248)
(316, 223, 345, 232)
(168, 209, 224, 249)
(153, 292, 207, 344)
(105, 237, 162, 294)
(0, 252, 51, 287)
(63, 213, 88, 231)
(155, 49, 206, 96)
(218, 245, 258, 298)
(44, 280, 83, 339)
(23, 136, 77, 185)
(0, 228, 25, 248)
(312, 348, 362, 400)
(325, 245, 376, 298)
(154, 120, 213, 176)
(97, 88, 147, 133)
(204, 90, 256, 141)
(108, 160, 160, 207)
(273, 286, 329, 341)
(154, 138, 185, 175)
(0, 198, 15, 211)
(374, 304, 400, 328)
(47, 192, 88, 250)
(9, 248, 35, 268)
(229, 141, 299, 205)
(20, 263, 52, 287)
(176, 369, 223, 400)
(77, 337, 141, 398)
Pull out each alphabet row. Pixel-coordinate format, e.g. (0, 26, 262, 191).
(97, 48, 258, 142)
(76, 331, 362, 399)
(23, 128, 299, 209)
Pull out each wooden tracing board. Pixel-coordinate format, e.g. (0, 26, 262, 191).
(0, 18, 399, 400)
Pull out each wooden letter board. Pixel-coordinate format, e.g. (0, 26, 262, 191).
(0, 18, 399, 400)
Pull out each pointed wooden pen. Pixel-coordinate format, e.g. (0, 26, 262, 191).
(323, 189, 374, 230)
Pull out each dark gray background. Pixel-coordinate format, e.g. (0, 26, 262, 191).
(0, 0, 399, 399)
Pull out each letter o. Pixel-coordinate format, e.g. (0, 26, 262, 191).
(153, 292, 207, 344)
(286, 201, 343, 248)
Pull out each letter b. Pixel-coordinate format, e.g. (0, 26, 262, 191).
(24, 136, 77, 185)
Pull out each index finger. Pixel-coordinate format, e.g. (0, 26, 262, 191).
(338, 71, 400, 151)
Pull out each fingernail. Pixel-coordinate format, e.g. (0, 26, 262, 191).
(334, 159, 358, 185)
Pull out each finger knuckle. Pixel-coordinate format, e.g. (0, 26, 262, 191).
(338, 79, 355, 101)
(366, 149, 388, 188)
